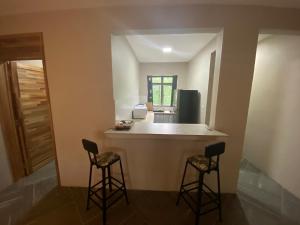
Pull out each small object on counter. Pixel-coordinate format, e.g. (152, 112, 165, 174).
(114, 120, 134, 130)
(132, 104, 147, 119)
(146, 102, 153, 111)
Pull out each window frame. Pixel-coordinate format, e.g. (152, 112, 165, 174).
(147, 75, 177, 107)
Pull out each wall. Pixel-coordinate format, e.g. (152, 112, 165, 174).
(243, 35, 300, 198)
(111, 35, 140, 120)
(0, 5, 299, 191)
(139, 62, 188, 104)
(0, 123, 13, 191)
(186, 37, 217, 123)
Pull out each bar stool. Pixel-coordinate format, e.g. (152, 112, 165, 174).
(176, 142, 225, 225)
(82, 139, 129, 225)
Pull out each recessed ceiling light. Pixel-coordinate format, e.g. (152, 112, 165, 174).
(162, 47, 172, 53)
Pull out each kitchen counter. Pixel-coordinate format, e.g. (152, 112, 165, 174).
(104, 112, 228, 192)
(105, 112, 227, 140)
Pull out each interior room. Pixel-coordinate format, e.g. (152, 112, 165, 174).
(238, 32, 300, 225)
(111, 31, 219, 126)
(0, 1, 300, 225)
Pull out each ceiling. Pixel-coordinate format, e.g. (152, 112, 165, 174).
(1, 0, 300, 16)
(126, 33, 217, 63)
(258, 34, 272, 42)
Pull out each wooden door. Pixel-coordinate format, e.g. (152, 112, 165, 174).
(0, 33, 59, 183)
(0, 62, 26, 180)
(9, 61, 55, 173)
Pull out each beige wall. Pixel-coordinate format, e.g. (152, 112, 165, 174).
(243, 35, 300, 198)
(111, 35, 140, 120)
(0, 123, 13, 191)
(187, 37, 217, 123)
(139, 62, 188, 104)
(0, 5, 299, 191)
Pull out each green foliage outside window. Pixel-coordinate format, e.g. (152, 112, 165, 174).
(153, 85, 161, 105)
(163, 85, 172, 106)
(147, 76, 177, 106)
(152, 77, 162, 83)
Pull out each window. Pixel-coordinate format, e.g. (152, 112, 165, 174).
(147, 76, 177, 106)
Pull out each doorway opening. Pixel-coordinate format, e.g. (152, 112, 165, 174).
(1, 60, 56, 175)
(0, 34, 59, 223)
(110, 29, 221, 127)
(205, 51, 216, 126)
(238, 32, 300, 225)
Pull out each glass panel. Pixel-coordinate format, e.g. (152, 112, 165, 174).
(152, 77, 162, 83)
(163, 77, 173, 84)
(152, 85, 161, 106)
(162, 85, 172, 106)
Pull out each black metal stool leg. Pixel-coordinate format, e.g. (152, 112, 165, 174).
(195, 172, 204, 225)
(82, 139, 132, 225)
(86, 163, 93, 210)
(119, 159, 129, 204)
(108, 166, 113, 192)
(217, 168, 222, 222)
(102, 167, 107, 225)
(176, 161, 188, 205)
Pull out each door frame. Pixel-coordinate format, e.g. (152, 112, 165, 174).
(0, 33, 60, 185)
(205, 50, 216, 126)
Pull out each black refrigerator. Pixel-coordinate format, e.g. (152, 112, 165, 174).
(176, 90, 200, 124)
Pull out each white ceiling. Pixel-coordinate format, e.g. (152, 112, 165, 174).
(1, 0, 300, 15)
(126, 33, 217, 63)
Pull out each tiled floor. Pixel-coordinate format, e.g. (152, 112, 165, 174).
(0, 161, 57, 225)
(1, 159, 300, 225)
(238, 159, 300, 225)
(17, 187, 247, 225)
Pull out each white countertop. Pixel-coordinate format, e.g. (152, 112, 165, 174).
(105, 112, 228, 139)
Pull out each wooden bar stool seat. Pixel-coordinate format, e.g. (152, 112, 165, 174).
(188, 155, 217, 172)
(93, 151, 120, 167)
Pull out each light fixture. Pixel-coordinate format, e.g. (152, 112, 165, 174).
(162, 47, 172, 53)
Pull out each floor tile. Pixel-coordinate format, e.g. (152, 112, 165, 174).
(2, 158, 300, 225)
(16, 188, 249, 225)
(22, 202, 83, 225)
(238, 158, 300, 225)
(0, 161, 58, 225)
(281, 188, 300, 224)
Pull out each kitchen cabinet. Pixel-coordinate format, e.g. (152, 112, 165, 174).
(154, 112, 176, 123)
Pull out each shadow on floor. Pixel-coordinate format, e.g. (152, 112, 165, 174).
(3, 159, 300, 225)
(17, 187, 248, 225)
